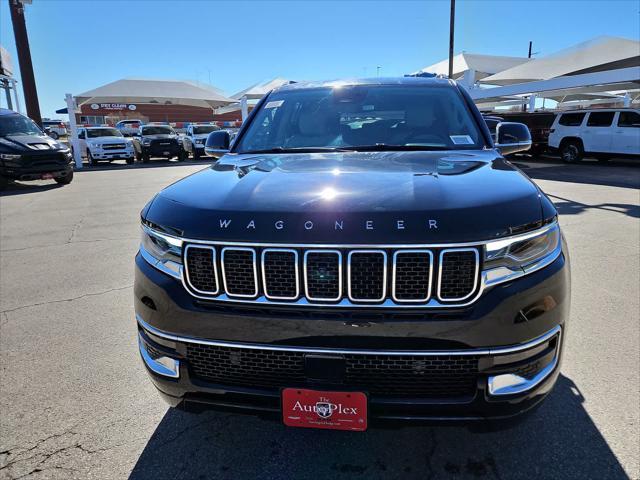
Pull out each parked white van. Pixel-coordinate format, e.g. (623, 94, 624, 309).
(548, 108, 639, 162)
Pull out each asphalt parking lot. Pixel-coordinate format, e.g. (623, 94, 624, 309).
(1, 156, 638, 480)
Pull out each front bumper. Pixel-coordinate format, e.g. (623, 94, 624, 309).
(134, 248, 570, 423)
(0, 161, 73, 181)
(91, 149, 134, 160)
(142, 142, 180, 157)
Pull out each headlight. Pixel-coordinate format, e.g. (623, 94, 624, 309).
(483, 221, 562, 286)
(0, 153, 21, 160)
(196, 139, 204, 144)
(142, 139, 151, 146)
(88, 142, 101, 149)
(140, 225, 183, 279)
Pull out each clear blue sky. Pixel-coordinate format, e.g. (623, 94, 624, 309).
(1, 0, 639, 118)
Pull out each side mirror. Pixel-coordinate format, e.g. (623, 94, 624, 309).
(495, 122, 531, 155)
(205, 130, 231, 158)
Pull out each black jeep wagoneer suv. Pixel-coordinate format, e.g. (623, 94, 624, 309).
(134, 78, 569, 430)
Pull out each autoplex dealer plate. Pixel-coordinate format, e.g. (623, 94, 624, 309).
(282, 388, 367, 431)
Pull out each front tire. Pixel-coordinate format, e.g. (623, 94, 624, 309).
(0, 175, 10, 190)
(126, 157, 134, 164)
(560, 140, 583, 163)
(87, 150, 98, 166)
(193, 147, 200, 160)
(142, 154, 150, 163)
(55, 170, 74, 185)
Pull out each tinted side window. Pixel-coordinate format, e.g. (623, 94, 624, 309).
(618, 111, 640, 128)
(587, 112, 614, 127)
(558, 113, 585, 126)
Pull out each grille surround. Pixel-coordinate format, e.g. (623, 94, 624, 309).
(391, 250, 434, 303)
(184, 245, 219, 295)
(437, 248, 480, 302)
(221, 247, 258, 298)
(303, 250, 343, 302)
(182, 244, 483, 308)
(347, 250, 387, 302)
(261, 248, 299, 300)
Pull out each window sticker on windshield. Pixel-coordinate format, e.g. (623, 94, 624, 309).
(265, 100, 284, 109)
(450, 135, 474, 145)
(362, 105, 374, 111)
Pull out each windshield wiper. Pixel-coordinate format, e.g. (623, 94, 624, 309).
(240, 147, 352, 154)
(342, 144, 451, 152)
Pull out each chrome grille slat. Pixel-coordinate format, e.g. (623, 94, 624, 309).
(392, 250, 433, 302)
(261, 249, 299, 300)
(304, 250, 342, 301)
(184, 245, 219, 295)
(437, 248, 480, 302)
(183, 245, 481, 307)
(347, 250, 387, 302)
(221, 247, 258, 298)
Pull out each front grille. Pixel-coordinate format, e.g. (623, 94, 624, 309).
(185, 246, 218, 294)
(222, 248, 257, 297)
(183, 244, 482, 306)
(22, 153, 67, 167)
(305, 251, 341, 301)
(262, 249, 298, 299)
(102, 143, 126, 150)
(393, 251, 432, 301)
(186, 344, 479, 398)
(438, 249, 479, 301)
(348, 251, 386, 301)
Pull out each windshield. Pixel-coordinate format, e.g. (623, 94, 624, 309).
(193, 125, 218, 134)
(235, 85, 485, 153)
(0, 114, 43, 136)
(142, 126, 173, 135)
(87, 128, 123, 138)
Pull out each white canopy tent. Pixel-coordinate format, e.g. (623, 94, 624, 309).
(411, 53, 530, 87)
(481, 36, 640, 86)
(74, 78, 236, 109)
(217, 78, 293, 120)
(67, 78, 237, 168)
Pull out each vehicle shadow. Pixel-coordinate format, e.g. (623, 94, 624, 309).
(512, 156, 640, 190)
(75, 158, 210, 172)
(0, 181, 63, 197)
(546, 193, 640, 219)
(128, 375, 628, 480)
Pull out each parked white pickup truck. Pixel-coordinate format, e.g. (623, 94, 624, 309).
(182, 123, 219, 159)
(548, 108, 640, 162)
(78, 127, 135, 165)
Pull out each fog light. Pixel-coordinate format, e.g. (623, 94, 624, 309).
(138, 334, 180, 378)
(487, 354, 557, 396)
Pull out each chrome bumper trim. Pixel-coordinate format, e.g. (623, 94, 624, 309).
(136, 313, 561, 358)
(138, 333, 180, 378)
(488, 328, 562, 396)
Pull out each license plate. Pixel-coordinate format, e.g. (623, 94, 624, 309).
(163, 151, 170, 155)
(282, 388, 367, 431)
(41, 173, 54, 179)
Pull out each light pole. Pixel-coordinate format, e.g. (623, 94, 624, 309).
(448, 0, 456, 79)
(8, 0, 41, 125)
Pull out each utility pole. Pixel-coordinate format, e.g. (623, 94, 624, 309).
(528, 41, 533, 58)
(448, 0, 456, 78)
(8, 0, 41, 125)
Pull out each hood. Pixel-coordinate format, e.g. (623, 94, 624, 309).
(145, 150, 549, 244)
(88, 136, 129, 144)
(142, 134, 176, 140)
(0, 134, 66, 152)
